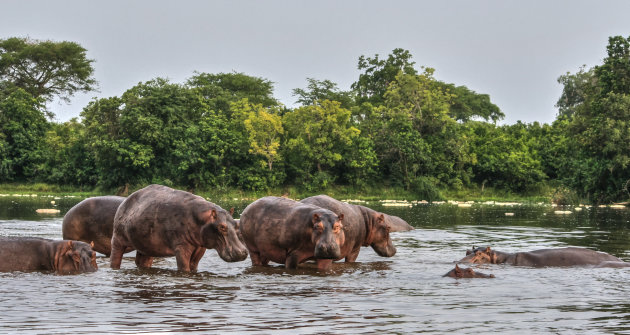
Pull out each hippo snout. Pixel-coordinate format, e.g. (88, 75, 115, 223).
(372, 240, 396, 258)
(218, 245, 249, 262)
(314, 243, 341, 259)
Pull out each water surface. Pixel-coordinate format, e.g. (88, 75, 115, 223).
(1, 197, 630, 334)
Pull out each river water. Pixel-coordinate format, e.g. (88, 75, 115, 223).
(1, 196, 630, 334)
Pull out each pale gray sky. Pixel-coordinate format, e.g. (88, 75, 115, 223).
(2, 0, 630, 124)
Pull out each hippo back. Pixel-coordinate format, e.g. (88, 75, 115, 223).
(62, 195, 125, 255)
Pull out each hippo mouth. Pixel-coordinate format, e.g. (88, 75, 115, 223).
(373, 242, 396, 257)
(216, 245, 249, 262)
(314, 244, 341, 260)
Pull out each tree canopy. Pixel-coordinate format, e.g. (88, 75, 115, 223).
(0, 37, 97, 106)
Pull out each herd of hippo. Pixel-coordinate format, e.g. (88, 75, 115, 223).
(1, 184, 629, 277)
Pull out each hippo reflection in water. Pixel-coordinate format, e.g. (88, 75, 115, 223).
(459, 246, 630, 267)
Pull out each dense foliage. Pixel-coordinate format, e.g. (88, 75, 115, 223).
(1, 36, 628, 203)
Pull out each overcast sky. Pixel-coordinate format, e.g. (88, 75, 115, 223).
(2, 0, 630, 124)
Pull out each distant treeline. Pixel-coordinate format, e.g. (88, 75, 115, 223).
(1, 36, 629, 203)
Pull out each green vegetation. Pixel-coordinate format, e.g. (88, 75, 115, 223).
(1, 36, 629, 204)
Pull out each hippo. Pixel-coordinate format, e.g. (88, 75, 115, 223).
(62, 195, 125, 256)
(444, 264, 495, 278)
(300, 195, 396, 262)
(110, 184, 248, 272)
(0, 237, 98, 274)
(239, 196, 345, 270)
(387, 215, 414, 232)
(459, 246, 624, 267)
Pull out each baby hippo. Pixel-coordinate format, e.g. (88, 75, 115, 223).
(444, 264, 494, 278)
(0, 237, 98, 274)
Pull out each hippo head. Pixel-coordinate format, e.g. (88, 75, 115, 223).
(55, 240, 98, 274)
(311, 210, 345, 260)
(444, 264, 495, 278)
(367, 213, 397, 257)
(459, 246, 497, 264)
(200, 208, 249, 262)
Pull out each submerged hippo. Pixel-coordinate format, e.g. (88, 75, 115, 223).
(239, 196, 345, 270)
(444, 264, 494, 278)
(459, 246, 625, 267)
(300, 195, 396, 262)
(110, 184, 248, 272)
(62, 196, 125, 256)
(386, 215, 414, 232)
(0, 237, 98, 274)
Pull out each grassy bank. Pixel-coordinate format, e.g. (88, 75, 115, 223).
(0, 182, 553, 203)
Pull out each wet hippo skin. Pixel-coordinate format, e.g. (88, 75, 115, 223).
(239, 196, 345, 270)
(300, 195, 397, 262)
(460, 246, 625, 267)
(110, 184, 248, 272)
(0, 237, 98, 274)
(62, 196, 125, 256)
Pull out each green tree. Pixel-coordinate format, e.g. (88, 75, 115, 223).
(187, 72, 278, 113)
(234, 100, 284, 171)
(0, 37, 97, 108)
(283, 100, 359, 188)
(0, 89, 48, 181)
(40, 119, 96, 186)
(557, 35, 630, 202)
(437, 82, 504, 122)
(468, 122, 546, 192)
(293, 78, 355, 109)
(352, 48, 417, 105)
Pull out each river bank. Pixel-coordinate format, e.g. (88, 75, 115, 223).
(0, 182, 552, 204)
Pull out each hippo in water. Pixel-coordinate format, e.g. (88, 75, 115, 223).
(386, 215, 414, 232)
(300, 195, 396, 262)
(110, 185, 248, 272)
(239, 196, 345, 270)
(0, 237, 98, 274)
(459, 246, 625, 267)
(444, 264, 495, 278)
(62, 196, 125, 256)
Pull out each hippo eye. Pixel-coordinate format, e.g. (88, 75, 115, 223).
(218, 222, 228, 234)
(314, 222, 324, 232)
(332, 222, 342, 233)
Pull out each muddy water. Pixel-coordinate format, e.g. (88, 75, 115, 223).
(1, 197, 630, 334)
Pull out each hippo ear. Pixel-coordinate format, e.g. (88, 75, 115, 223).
(485, 247, 492, 253)
(90, 241, 95, 249)
(312, 213, 320, 223)
(67, 240, 73, 249)
(338, 213, 344, 221)
(229, 207, 235, 217)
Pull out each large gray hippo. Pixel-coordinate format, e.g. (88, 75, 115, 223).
(459, 246, 627, 267)
(62, 195, 125, 256)
(110, 185, 248, 272)
(239, 196, 345, 270)
(0, 237, 98, 274)
(300, 195, 397, 262)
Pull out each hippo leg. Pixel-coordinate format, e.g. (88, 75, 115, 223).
(345, 248, 360, 263)
(174, 246, 194, 272)
(285, 252, 299, 269)
(189, 247, 206, 272)
(249, 251, 268, 266)
(110, 236, 128, 270)
(135, 252, 154, 269)
(316, 259, 333, 270)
